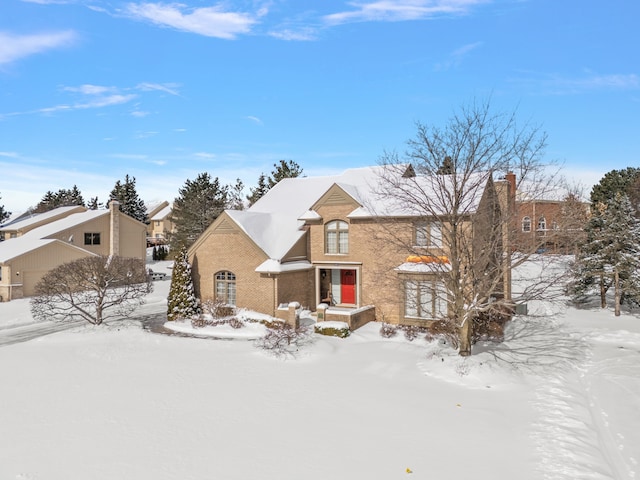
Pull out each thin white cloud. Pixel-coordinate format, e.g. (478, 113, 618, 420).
(513, 71, 640, 95)
(63, 84, 118, 95)
(324, 0, 487, 25)
(194, 152, 216, 159)
(0, 151, 19, 158)
(434, 41, 482, 71)
(1, 81, 183, 118)
(124, 2, 261, 39)
(269, 28, 317, 41)
(0, 30, 77, 65)
(134, 131, 159, 139)
(246, 115, 263, 125)
(137, 82, 181, 96)
(109, 153, 149, 160)
(20, 0, 70, 4)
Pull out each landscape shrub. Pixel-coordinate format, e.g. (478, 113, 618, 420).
(314, 325, 350, 338)
(254, 322, 312, 357)
(201, 299, 236, 319)
(379, 323, 398, 338)
(425, 320, 459, 349)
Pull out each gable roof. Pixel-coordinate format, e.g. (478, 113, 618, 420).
(0, 205, 86, 232)
(150, 204, 172, 221)
(213, 165, 492, 271)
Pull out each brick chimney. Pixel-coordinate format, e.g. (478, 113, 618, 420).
(505, 172, 516, 210)
(109, 200, 120, 256)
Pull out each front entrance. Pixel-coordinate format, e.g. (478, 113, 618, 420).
(341, 270, 356, 304)
(319, 267, 358, 306)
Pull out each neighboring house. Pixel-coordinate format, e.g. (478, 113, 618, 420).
(0, 206, 85, 241)
(515, 189, 590, 254)
(0, 201, 147, 302)
(146, 201, 173, 246)
(188, 165, 513, 329)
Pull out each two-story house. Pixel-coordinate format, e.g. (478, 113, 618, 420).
(0, 201, 147, 302)
(188, 165, 512, 329)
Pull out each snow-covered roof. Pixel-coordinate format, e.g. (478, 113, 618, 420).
(0, 205, 85, 231)
(0, 209, 108, 263)
(22, 209, 108, 240)
(221, 165, 492, 269)
(150, 205, 172, 221)
(255, 259, 313, 274)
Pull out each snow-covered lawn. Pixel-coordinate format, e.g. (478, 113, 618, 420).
(0, 259, 639, 480)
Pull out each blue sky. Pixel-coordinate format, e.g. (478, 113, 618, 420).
(1, 0, 638, 213)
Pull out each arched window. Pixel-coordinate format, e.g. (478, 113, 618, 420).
(325, 220, 349, 254)
(215, 271, 236, 305)
(522, 216, 531, 232)
(537, 216, 546, 231)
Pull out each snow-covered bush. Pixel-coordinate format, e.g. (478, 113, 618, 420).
(254, 322, 312, 357)
(201, 299, 236, 319)
(379, 323, 398, 338)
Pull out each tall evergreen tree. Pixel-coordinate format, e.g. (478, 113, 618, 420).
(167, 247, 200, 321)
(247, 173, 269, 207)
(247, 160, 303, 206)
(571, 193, 640, 315)
(268, 159, 303, 188)
(33, 185, 85, 213)
(169, 173, 230, 252)
(87, 196, 102, 210)
(0, 193, 10, 224)
(109, 175, 148, 223)
(590, 167, 640, 216)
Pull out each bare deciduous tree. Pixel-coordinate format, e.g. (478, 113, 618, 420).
(374, 99, 566, 356)
(30, 255, 152, 325)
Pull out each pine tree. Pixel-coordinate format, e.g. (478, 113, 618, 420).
(33, 186, 85, 213)
(590, 167, 640, 216)
(268, 159, 303, 188)
(0, 193, 10, 224)
(168, 173, 230, 252)
(571, 193, 640, 315)
(167, 247, 200, 321)
(247, 173, 269, 207)
(109, 175, 149, 223)
(246, 160, 303, 206)
(87, 196, 102, 210)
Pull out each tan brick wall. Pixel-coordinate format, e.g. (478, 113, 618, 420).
(190, 228, 278, 315)
(275, 270, 314, 309)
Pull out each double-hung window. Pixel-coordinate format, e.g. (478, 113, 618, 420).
(326, 220, 349, 254)
(405, 279, 446, 320)
(415, 221, 442, 248)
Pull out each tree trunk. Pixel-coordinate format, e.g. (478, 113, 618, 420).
(600, 275, 607, 308)
(614, 270, 621, 317)
(458, 317, 473, 356)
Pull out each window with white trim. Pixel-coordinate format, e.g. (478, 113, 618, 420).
(537, 216, 546, 231)
(404, 279, 447, 320)
(415, 221, 442, 247)
(326, 220, 349, 254)
(522, 216, 531, 232)
(215, 271, 236, 305)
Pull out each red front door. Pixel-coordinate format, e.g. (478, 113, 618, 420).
(340, 270, 356, 304)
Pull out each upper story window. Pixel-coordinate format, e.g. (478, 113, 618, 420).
(155, 221, 161, 227)
(326, 220, 349, 254)
(0, 266, 3, 281)
(522, 216, 531, 232)
(537, 216, 547, 231)
(415, 221, 442, 248)
(215, 271, 236, 305)
(84, 232, 101, 245)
